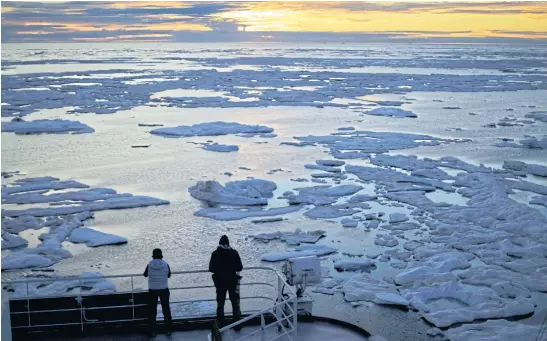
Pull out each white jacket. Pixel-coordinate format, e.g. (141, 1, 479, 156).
(147, 259, 170, 290)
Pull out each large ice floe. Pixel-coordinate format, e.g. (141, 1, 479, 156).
(1, 119, 94, 134)
(150, 122, 273, 138)
(502, 160, 547, 177)
(1, 176, 169, 270)
(188, 179, 277, 205)
(68, 227, 128, 247)
(400, 281, 535, 328)
(342, 274, 409, 307)
(445, 319, 544, 341)
(283, 130, 467, 156)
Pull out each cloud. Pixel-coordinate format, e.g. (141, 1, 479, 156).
(2, 1, 546, 43)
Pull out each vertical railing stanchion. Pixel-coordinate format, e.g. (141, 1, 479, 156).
(276, 275, 283, 332)
(131, 276, 135, 320)
(292, 296, 298, 335)
(79, 279, 84, 333)
(26, 281, 30, 327)
(261, 313, 266, 341)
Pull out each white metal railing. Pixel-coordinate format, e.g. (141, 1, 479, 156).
(3, 266, 296, 338)
(209, 274, 298, 341)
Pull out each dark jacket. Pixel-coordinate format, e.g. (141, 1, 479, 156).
(209, 246, 243, 286)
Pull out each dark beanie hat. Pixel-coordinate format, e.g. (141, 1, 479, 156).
(219, 235, 230, 246)
(152, 248, 163, 259)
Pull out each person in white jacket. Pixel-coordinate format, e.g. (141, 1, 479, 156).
(144, 248, 172, 336)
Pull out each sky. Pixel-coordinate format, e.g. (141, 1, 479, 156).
(1, 1, 546, 43)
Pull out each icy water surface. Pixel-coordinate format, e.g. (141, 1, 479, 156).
(2, 42, 547, 341)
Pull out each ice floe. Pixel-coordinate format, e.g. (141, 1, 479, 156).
(530, 195, 547, 207)
(445, 319, 543, 341)
(2, 119, 94, 135)
(364, 107, 417, 118)
(1, 176, 169, 269)
(1, 230, 28, 249)
(195, 205, 302, 221)
(150, 122, 273, 138)
(400, 281, 535, 328)
(201, 143, 239, 152)
(261, 244, 337, 262)
(305, 203, 369, 219)
(342, 274, 408, 307)
(250, 228, 325, 245)
(68, 227, 128, 247)
(334, 259, 376, 272)
(389, 213, 409, 223)
(188, 179, 276, 206)
(502, 160, 547, 177)
(525, 111, 547, 123)
(374, 234, 399, 247)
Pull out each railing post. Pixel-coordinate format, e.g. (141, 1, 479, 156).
(79, 279, 84, 333)
(26, 282, 30, 327)
(276, 275, 282, 332)
(131, 276, 135, 320)
(292, 296, 298, 335)
(261, 313, 266, 341)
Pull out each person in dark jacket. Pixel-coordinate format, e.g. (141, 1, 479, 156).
(144, 248, 172, 336)
(209, 235, 243, 324)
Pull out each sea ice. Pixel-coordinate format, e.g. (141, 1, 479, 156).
(400, 281, 535, 328)
(1, 230, 28, 249)
(334, 259, 376, 272)
(342, 274, 408, 307)
(2, 119, 94, 134)
(288, 131, 462, 156)
(304, 164, 342, 173)
(445, 319, 543, 341)
(394, 252, 472, 286)
(2, 247, 73, 270)
(201, 143, 239, 152)
(188, 179, 276, 206)
(305, 203, 365, 219)
(69, 227, 128, 247)
(525, 111, 547, 123)
(2, 195, 169, 217)
(341, 218, 358, 228)
(250, 228, 325, 245)
(389, 213, 409, 223)
(195, 205, 302, 221)
(4, 272, 116, 299)
(150, 122, 273, 138)
(502, 160, 547, 177)
(261, 244, 337, 262)
(530, 195, 547, 207)
(365, 107, 417, 118)
(374, 234, 399, 247)
(316, 160, 345, 167)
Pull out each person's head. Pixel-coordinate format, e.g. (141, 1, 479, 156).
(152, 248, 163, 259)
(219, 235, 230, 247)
